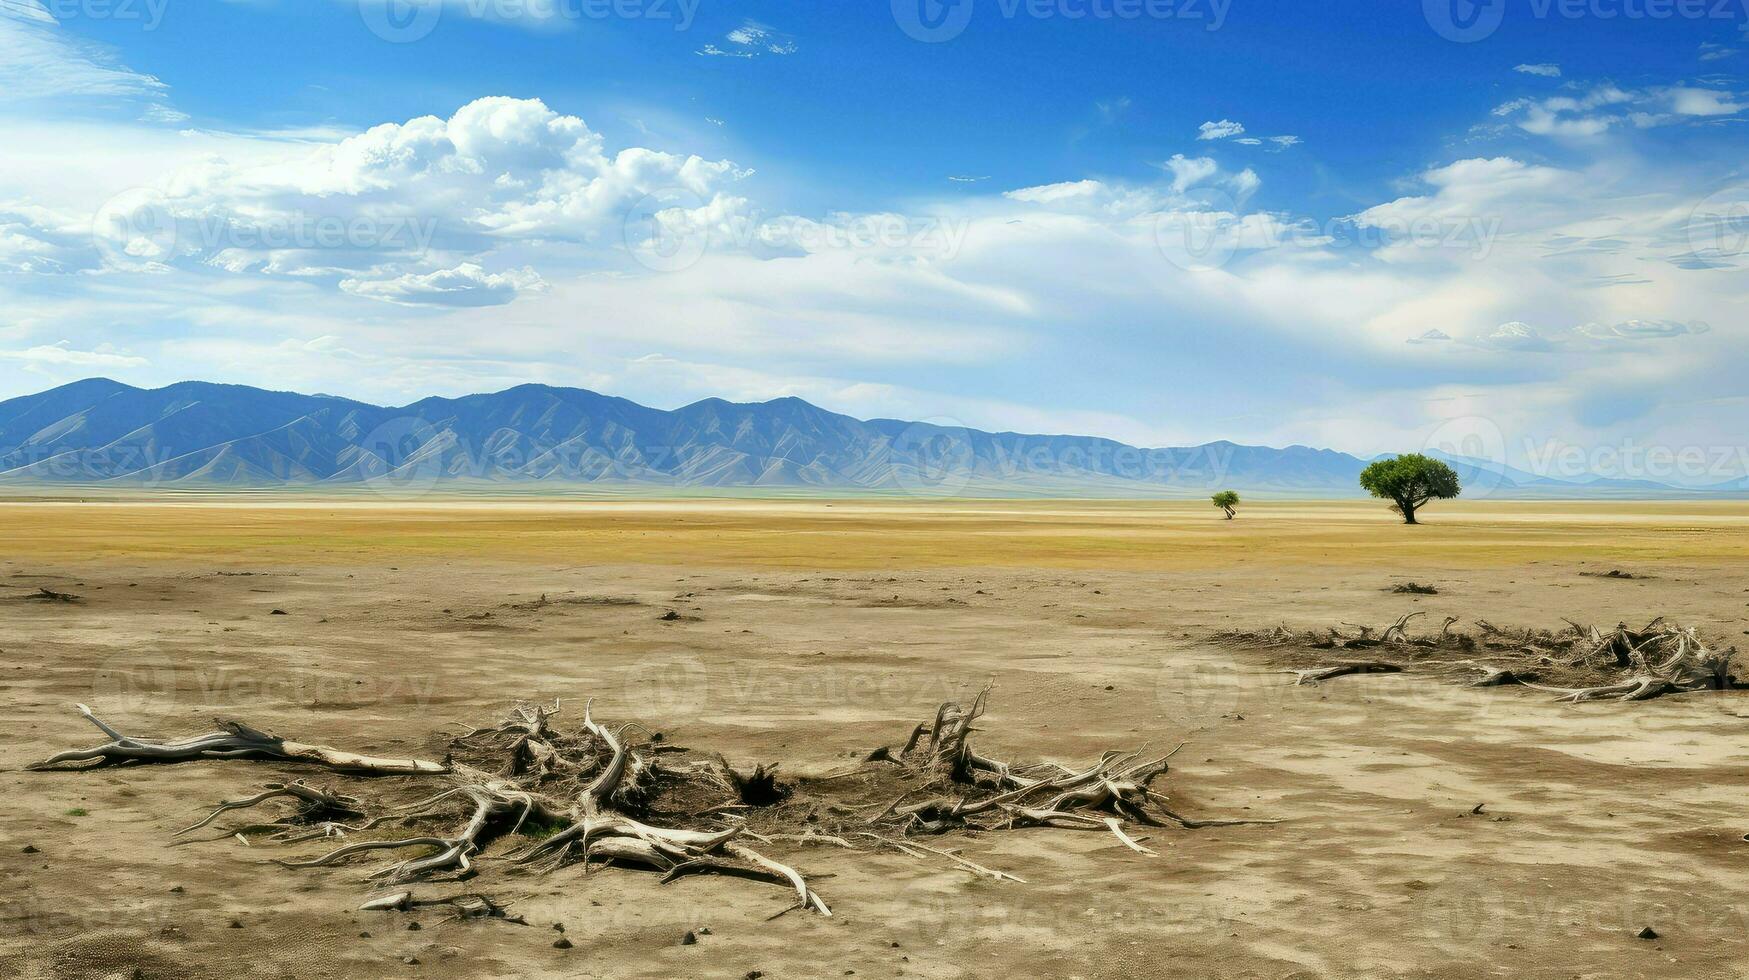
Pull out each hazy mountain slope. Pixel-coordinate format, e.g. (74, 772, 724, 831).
(0, 377, 1716, 496)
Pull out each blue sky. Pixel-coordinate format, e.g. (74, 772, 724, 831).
(3, 0, 1748, 480)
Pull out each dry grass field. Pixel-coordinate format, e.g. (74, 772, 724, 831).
(4, 499, 1749, 979)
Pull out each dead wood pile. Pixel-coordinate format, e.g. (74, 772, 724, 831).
(26, 693, 1270, 919)
(1218, 614, 1736, 702)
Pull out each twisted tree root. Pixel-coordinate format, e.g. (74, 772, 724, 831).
(177, 781, 364, 836)
(1293, 662, 1403, 685)
(359, 891, 527, 923)
(26, 704, 447, 775)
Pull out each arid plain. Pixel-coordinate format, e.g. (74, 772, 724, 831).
(4, 499, 1749, 980)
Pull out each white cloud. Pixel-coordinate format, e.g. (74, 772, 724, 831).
(0, 96, 754, 291)
(0, 341, 146, 368)
(1004, 180, 1105, 205)
(140, 104, 189, 125)
(0, 15, 166, 102)
(0, 205, 99, 274)
(1162, 154, 1219, 193)
(1699, 42, 1735, 63)
(4, 68, 1748, 464)
(1484, 321, 1550, 350)
(1231, 134, 1300, 151)
(1493, 82, 1744, 136)
(1573, 319, 1711, 341)
(341, 263, 547, 307)
(701, 19, 796, 57)
(1662, 86, 1745, 117)
(1514, 63, 1562, 77)
(1197, 119, 1246, 140)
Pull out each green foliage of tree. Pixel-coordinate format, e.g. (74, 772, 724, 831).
(1211, 490, 1240, 520)
(1358, 454, 1461, 525)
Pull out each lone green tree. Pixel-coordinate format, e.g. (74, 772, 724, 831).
(1211, 490, 1240, 520)
(1359, 454, 1461, 525)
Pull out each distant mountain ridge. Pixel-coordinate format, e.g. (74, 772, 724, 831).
(0, 378, 1719, 497)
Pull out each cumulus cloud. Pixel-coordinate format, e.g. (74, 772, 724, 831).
(1162, 154, 1220, 193)
(341, 263, 547, 307)
(1407, 329, 1453, 344)
(1355, 157, 1570, 255)
(2, 96, 753, 294)
(1197, 119, 1246, 140)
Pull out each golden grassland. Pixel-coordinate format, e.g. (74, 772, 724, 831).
(3, 498, 1748, 569)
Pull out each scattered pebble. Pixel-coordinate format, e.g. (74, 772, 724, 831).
(553, 937, 573, 950)
(680, 930, 698, 945)
(1636, 926, 1659, 940)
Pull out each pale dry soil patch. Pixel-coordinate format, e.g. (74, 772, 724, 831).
(1, 500, 1747, 979)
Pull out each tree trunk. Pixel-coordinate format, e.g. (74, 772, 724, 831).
(1399, 499, 1418, 524)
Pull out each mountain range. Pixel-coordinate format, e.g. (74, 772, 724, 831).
(0, 378, 1727, 497)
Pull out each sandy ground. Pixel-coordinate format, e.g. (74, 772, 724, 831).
(3, 500, 1749, 979)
